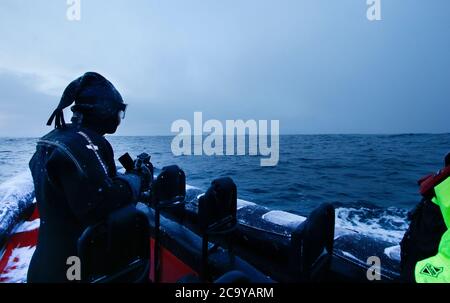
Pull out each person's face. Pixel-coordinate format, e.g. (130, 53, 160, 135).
(102, 111, 122, 134)
(117, 110, 122, 127)
(110, 104, 127, 131)
(116, 104, 127, 127)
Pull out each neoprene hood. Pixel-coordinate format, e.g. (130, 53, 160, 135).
(47, 72, 127, 135)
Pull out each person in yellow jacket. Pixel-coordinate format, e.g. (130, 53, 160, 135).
(415, 176, 450, 283)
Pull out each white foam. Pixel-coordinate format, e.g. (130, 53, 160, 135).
(334, 226, 357, 239)
(335, 207, 407, 244)
(0, 246, 36, 283)
(262, 210, 306, 228)
(384, 245, 401, 261)
(341, 251, 360, 262)
(12, 219, 40, 234)
(186, 184, 199, 190)
(0, 172, 35, 233)
(336, 208, 408, 244)
(0, 171, 34, 204)
(237, 199, 257, 210)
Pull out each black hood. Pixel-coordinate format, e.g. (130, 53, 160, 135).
(47, 72, 127, 135)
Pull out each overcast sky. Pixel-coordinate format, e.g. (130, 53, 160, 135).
(0, 0, 449, 136)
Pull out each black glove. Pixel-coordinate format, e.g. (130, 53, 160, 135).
(118, 152, 154, 202)
(133, 153, 154, 192)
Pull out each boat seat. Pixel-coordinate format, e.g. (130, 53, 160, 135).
(197, 177, 238, 281)
(77, 205, 150, 283)
(289, 202, 335, 281)
(151, 165, 186, 282)
(151, 165, 186, 207)
(140, 203, 274, 283)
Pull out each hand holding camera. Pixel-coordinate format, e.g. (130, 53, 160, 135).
(119, 152, 154, 200)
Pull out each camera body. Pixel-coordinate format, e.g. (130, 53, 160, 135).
(119, 152, 154, 200)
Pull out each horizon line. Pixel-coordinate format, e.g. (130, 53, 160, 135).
(0, 132, 449, 139)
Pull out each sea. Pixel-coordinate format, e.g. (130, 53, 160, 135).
(1, 134, 449, 244)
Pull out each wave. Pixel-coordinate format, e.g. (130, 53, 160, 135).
(0, 172, 35, 240)
(335, 207, 408, 244)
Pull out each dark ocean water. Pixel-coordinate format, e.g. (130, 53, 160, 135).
(0, 134, 449, 243)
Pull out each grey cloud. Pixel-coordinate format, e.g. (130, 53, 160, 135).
(0, 0, 449, 136)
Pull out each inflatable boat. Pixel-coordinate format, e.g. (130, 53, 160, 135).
(0, 165, 403, 283)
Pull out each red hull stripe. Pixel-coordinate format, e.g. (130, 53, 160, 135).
(0, 205, 197, 283)
(149, 238, 198, 282)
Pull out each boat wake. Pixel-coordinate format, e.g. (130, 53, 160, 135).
(335, 207, 408, 244)
(0, 171, 35, 242)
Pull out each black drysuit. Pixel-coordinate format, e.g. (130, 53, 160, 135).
(27, 125, 136, 283)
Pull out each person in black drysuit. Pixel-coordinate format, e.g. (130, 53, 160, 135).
(399, 153, 450, 282)
(27, 72, 147, 283)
